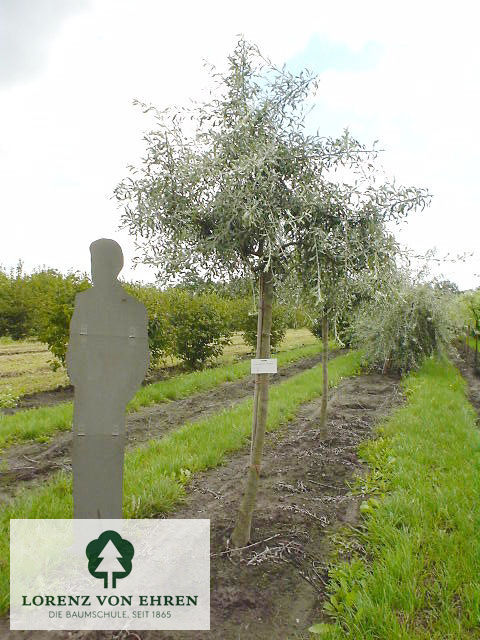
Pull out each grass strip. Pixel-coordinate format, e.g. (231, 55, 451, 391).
(0, 349, 362, 614)
(312, 357, 480, 640)
(0, 341, 334, 450)
(467, 335, 478, 353)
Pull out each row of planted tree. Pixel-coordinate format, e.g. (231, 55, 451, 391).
(3, 37, 476, 545)
(112, 37, 478, 544)
(1, 259, 468, 369)
(1, 254, 474, 548)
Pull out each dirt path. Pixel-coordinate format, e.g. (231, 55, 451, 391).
(0, 352, 335, 502)
(1, 370, 402, 640)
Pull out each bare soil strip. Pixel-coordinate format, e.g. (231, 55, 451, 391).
(1, 370, 402, 640)
(0, 352, 334, 502)
(1, 384, 73, 408)
(1, 365, 190, 414)
(453, 347, 480, 414)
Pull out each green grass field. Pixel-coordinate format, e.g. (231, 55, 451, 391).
(0, 328, 317, 404)
(0, 349, 363, 614)
(0, 339, 68, 405)
(467, 335, 479, 353)
(0, 334, 330, 450)
(312, 357, 480, 639)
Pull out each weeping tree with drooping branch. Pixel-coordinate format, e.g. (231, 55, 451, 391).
(305, 214, 403, 428)
(115, 38, 430, 546)
(461, 290, 480, 371)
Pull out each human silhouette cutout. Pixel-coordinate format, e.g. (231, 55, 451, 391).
(66, 239, 149, 519)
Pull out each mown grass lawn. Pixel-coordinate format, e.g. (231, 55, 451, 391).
(312, 357, 480, 640)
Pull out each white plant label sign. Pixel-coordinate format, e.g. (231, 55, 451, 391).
(250, 358, 277, 374)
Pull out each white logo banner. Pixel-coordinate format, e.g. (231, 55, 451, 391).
(10, 519, 210, 631)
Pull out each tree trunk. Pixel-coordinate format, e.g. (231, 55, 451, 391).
(232, 269, 273, 547)
(318, 314, 328, 429)
(475, 329, 478, 371)
(249, 276, 264, 458)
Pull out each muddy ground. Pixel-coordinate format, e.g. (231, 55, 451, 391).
(1, 370, 402, 640)
(0, 353, 334, 502)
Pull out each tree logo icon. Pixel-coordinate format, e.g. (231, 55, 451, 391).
(86, 530, 134, 588)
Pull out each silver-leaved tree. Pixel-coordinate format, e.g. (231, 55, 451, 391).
(115, 38, 430, 546)
(305, 217, 402, 428)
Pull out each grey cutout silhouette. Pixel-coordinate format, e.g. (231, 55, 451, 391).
(66, 239, 149, 519)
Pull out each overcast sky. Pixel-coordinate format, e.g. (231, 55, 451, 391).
(1, 0, 479, 288)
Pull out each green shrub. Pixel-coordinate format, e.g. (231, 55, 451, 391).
(34, 273, 91, 368)
(0, 266, 32, 339)
(124, 283, 174, 367)
(165, 291, 232, 368)
(2, 263, 305, 372)
(240, 304, 288, 352)
(311, 311, 355, 347)
(223, 296, 250, 332)
(353, 283, 458, 373)
(0, 266, 91, 348)
(37, 279, 175, 372)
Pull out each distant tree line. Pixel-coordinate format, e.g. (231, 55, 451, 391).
(0, 263, 308, 370)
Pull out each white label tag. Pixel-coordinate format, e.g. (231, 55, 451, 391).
(251, 358, 277, 374)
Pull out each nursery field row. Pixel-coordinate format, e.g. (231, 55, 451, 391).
(0, 345, 341, 502)
(315, 356, 480, 639)
(2, 348, 478, 636)
(0, 329, 317, 405)
(0, 349, 364, 614)
(0, 342, 67, 405)
(0, 339, 334, 450)
(467, 335, 478, 352)
(0, 340, 46, 355)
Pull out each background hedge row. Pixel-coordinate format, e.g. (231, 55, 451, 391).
(0, 265, 307, 370)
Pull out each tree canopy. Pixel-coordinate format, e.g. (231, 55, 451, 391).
(115, 37, 432, 545)
(115, 38, 431, 293)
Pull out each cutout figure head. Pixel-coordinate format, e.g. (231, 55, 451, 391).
(90, 238, 124, 289)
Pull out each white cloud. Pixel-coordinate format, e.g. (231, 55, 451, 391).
(0, 0, 479, 287)
(307, 1, 480, 287)
(0, 0, 91, 86)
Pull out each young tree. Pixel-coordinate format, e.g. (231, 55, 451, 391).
(115, 39, 430, 546)
(309, 228, 400, 427)
(353, 275, 459, 374)
(463, 291, 480, 371)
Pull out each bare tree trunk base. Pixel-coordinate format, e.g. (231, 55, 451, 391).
(231, 465, 260, 547)
(231, 269, 273, 547)
(318, 314, 329, 429)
